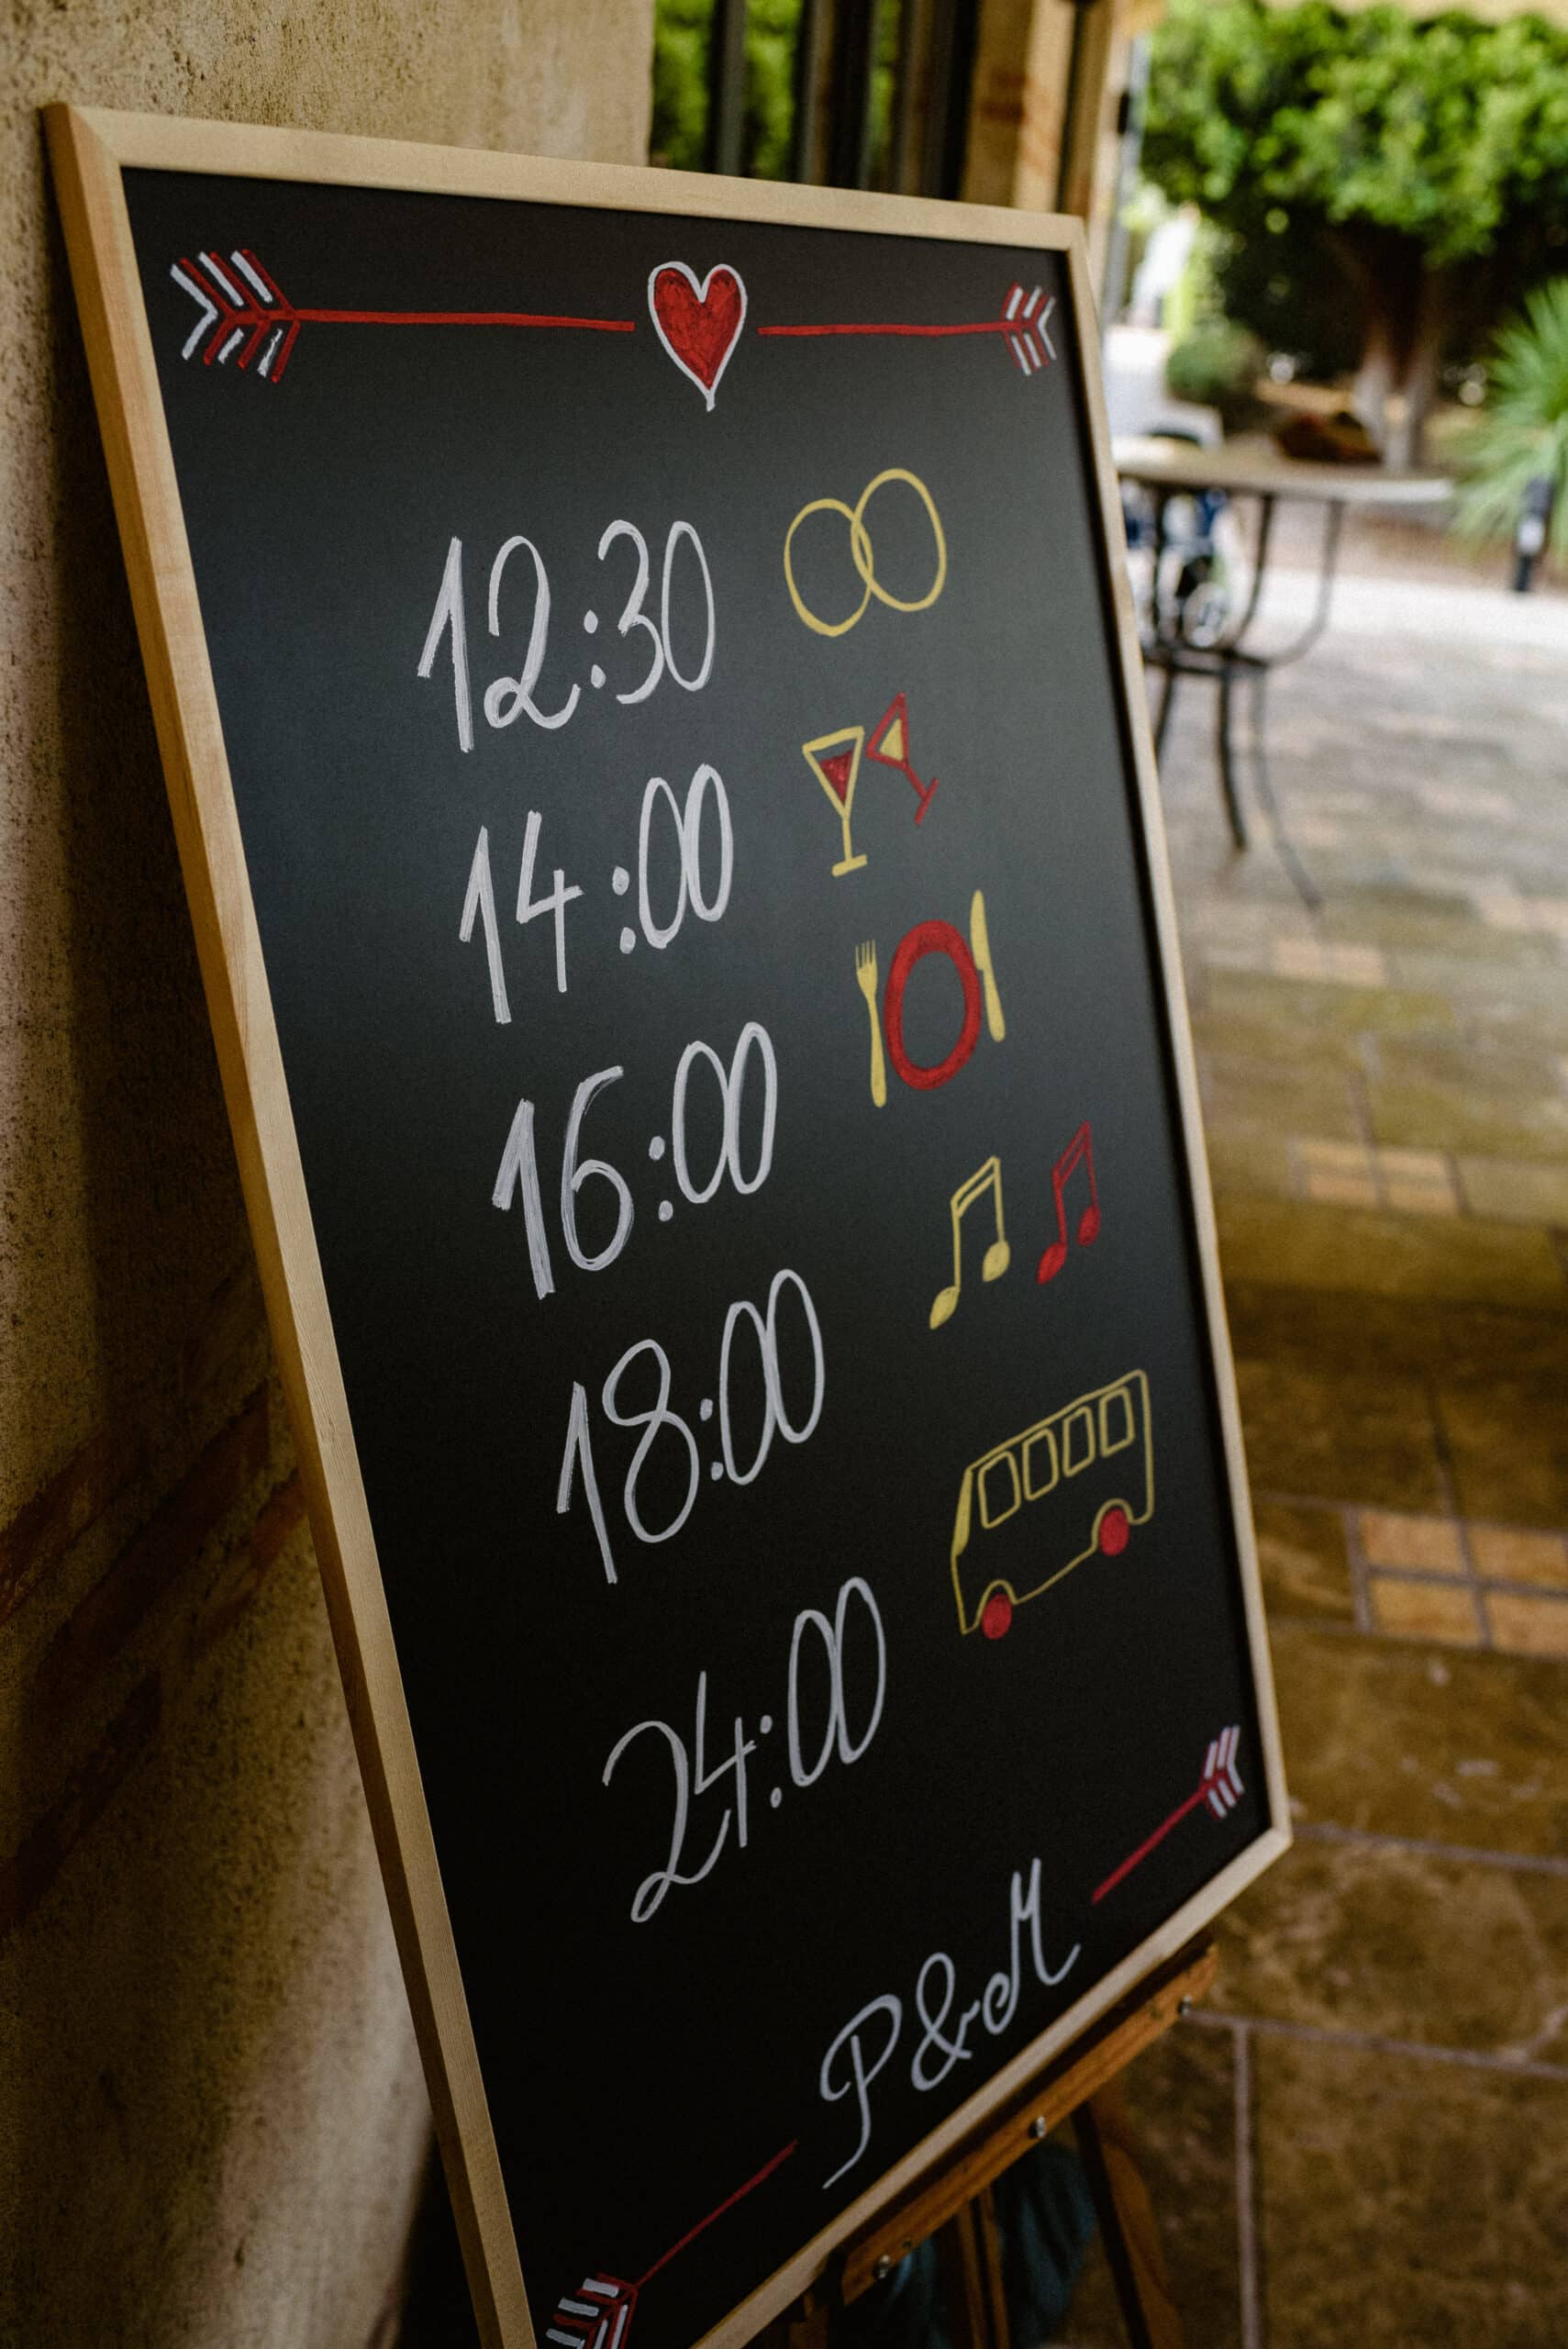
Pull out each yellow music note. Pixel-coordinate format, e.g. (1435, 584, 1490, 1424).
(930, 1155, 1011, 1329)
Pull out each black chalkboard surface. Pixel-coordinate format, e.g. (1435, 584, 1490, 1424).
(50, 108, 1288, 2349)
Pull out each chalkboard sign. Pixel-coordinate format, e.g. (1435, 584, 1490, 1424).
(50, 106, 1288, 2349)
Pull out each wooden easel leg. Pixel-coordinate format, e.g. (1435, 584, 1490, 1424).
(1073, 2084, 1185, 2349)
(936, 2199, 993, 2349)
(932, 2184, 1011, 2349)
(974, 2185, 1010, 2349)
(784, 2289, 828, 2349)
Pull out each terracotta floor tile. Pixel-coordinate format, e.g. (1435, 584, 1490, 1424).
(1391, 947, 1568, 1016)
(1253, 1500, 1354, 1622)
(1218, 1197, 1568, 1312)
(1333, 945, 1389, 985)
(1293, 1138, 1371, 1174)
(1235, 1361, 1443, 1513)
(1469, 1524, 1568, 1588)
(1286, 818, 1347, 852)
(1184, 899, 1302, 944)
(1430, 1305, 1568, 1390)
(1381, 1178, 1459, 1217)
(1474, 888, 1532, 930)
(1255, 2037, 1568, 2349)
(1203, 1130, 1294, 1199)
(1226, 1283, 1445, 1382)
(1368, 1574, 1484, 1645)
(1202, 972, 1454, 1039)
(1485, 1591, 1568, 1659)
(1301, 1168, 1379, 1208)
(1218, 1836, 1568, 2063)
(1420, 784, 1517, 822)
(1201, 1062, 1364, 1143)
(1377, 1146, 1450, 1183)
(1194, 1012, 1364, 1079)
(1269, 938, 1329, 981)
(1358, 1508, 1464, 1574)
(1368, 1036, 1568, 1163)
(1271, 1620, 1568, 1858)
(1456, 987, 1568, 1059)
(1153, 603, 1568, 2347)
(1371, 1079, 1568, 1164)
(1199, 941, 1266, 976)
(1436, 1381, 1568, 1528)
(1457, 1154, 1568, 1226)
(1335, 900, 1566, 964)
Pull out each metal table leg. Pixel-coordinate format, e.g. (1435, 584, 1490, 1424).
(1214, 667, 1248, 849)
(1140, 491, 1345, 904)
(1152, 663, 1180, 762)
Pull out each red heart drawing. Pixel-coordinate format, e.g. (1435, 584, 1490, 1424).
(647, 262, 748, 410)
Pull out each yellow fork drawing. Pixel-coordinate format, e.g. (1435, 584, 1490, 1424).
(854, 940, 887, 1108)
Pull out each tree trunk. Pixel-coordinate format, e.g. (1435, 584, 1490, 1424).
(1381, 324, 1441, 471)
(1331, 227, 1449, 469)
(1352, 318, 1399, 456)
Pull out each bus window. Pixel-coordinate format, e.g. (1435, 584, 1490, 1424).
(1024, 1426, 1059, 1498)
(979, 1451, 1021, 1530)
(1100, 1385, 1135, 1456)
(1062, 1407, 1095, 1476)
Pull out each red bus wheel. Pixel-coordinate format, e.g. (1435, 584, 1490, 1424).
(1099, 1506, 1130, 1556)
(980, 1590, 1013, 1641)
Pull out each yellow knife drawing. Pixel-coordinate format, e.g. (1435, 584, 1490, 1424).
(970, 889, 1006, 1043)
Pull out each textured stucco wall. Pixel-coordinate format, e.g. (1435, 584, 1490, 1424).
(0, 9, 651, 2343)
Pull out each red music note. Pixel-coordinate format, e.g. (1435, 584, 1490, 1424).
(1037, 1121, 1100, 1284)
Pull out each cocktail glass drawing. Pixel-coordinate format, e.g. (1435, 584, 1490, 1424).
(802, 724, 867, 875)
(866, 692, 939, 823)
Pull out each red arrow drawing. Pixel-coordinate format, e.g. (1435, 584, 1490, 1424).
(169, 249, 636, 385)
(543, 2140, 797, 2349)
(1092, 1726, 1243, 1906)
(759, 283, 1056, 377)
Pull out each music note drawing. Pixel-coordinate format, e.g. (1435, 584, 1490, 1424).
(930, 1156, 1010, 1329)
(1038, 1121, 1100, 1285)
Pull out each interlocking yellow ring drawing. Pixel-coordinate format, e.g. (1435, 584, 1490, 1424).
(784, 468, 948, 639)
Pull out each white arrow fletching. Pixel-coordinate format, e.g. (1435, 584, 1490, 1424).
(1203, 1723, 1244, 1814)
(170, 264, 218, 362)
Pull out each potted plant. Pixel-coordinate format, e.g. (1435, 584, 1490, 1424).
(1455, 278, 1568, 576)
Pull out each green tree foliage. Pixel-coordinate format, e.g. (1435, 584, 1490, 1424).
(1143, 0, 1568, 462)
(651, 0, 801, 179)
(650, 0, 902, 184)
(651, 0, 713, 172)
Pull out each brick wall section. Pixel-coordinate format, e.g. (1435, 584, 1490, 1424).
(0, 6, 653, 2342)
(0, 1455, 306, 1946)
(30, 1387, 270, 1733)
(0, 1675, 163, 1944)
(0, 1420, 148, 1633)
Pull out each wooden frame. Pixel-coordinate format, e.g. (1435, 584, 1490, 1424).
(45, 104, 1289, 2349)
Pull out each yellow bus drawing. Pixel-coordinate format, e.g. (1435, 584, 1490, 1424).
(950, 1370, 1152, 1639)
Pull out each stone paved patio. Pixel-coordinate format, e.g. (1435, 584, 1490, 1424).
(1057, 574, 1568, 2347)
